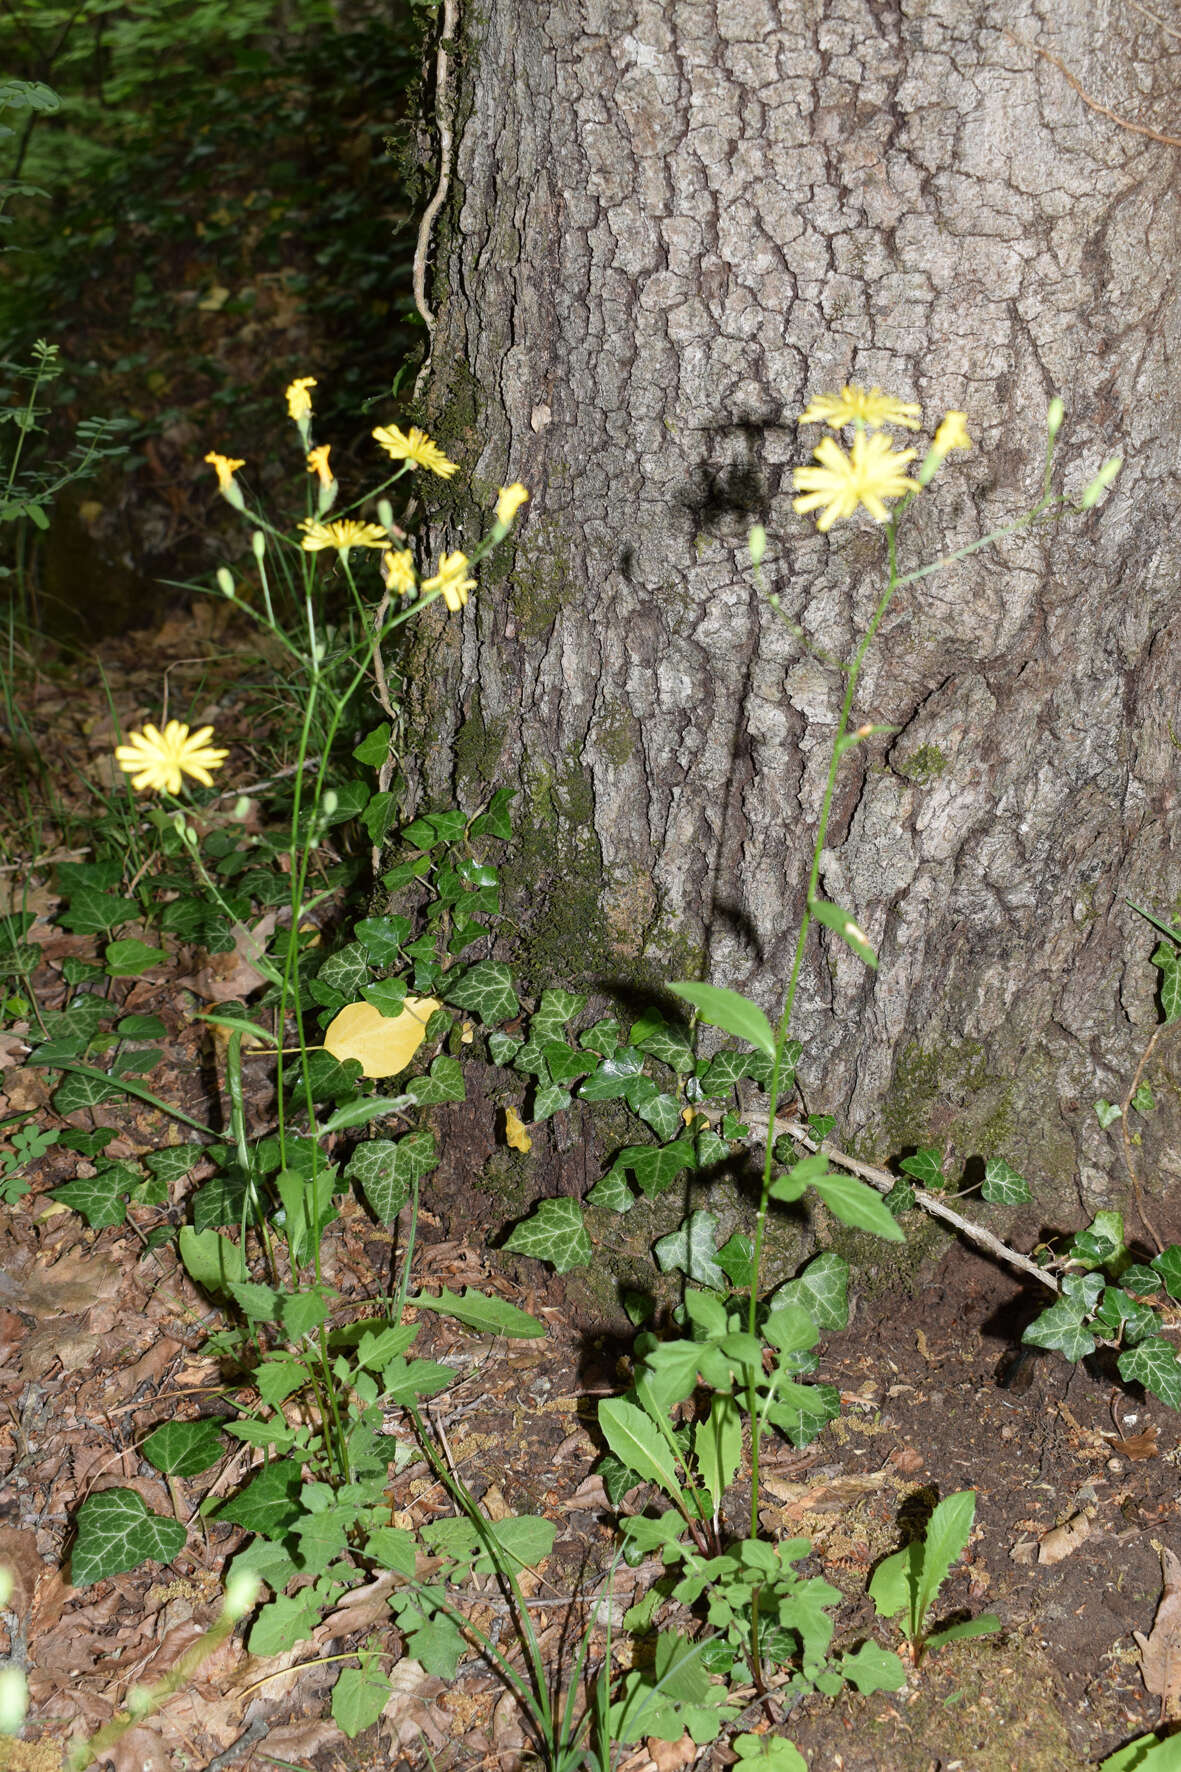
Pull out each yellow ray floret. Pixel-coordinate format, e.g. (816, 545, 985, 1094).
(495, 483, 529, 525)
(381, 549, 417, 597)
(298, 518, 389, 555)
(792, 432, 920, 531)
(115, 720, 229, 795)
(371, 424, 459, 479)
(422, 550, 477, 611)
(306, 444, 335, 487)
(798, 384, 922, 432)
(285, 377, 317, 422)
(931, 411, 972, 455)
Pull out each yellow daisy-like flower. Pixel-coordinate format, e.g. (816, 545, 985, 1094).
(792, 431, 920, 531)
(382, 548, 417, 597)
(931, 411, 972, 455)
(286, 377, 317, 422)
(495, 482, 529, 526)
(306, 444, 334, 486)
(422, 550, 476, 612)
(298, 518, 389, 557)
(115, 721, 229, 795)
(798, 384, 922, 432)
(371, 424, 459, 480)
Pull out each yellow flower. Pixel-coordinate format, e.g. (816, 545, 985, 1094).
(205, 452, 246, 510)
(298, 518, 389, 558)
(115, 720, 229, 795)
(306, 444, 334, 486)
(495, 482, 529, 526)
(931, 411, 972, 455)
(421, 550, 476, 612)
(371, 423, 459, 479)
(286, 377, 317, 422)
(792, 431, 920, 531)
(381, 548, 417, 597)
(798, 384, 922, 432)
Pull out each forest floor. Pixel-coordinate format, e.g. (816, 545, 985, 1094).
(0, 614, 1173, 1772)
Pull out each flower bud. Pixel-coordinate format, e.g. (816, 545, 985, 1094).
(1079, 456, 1122, 509)
(216, 567, 235, 598)
(748, 523, 766, 567)
(1046, 397, 1065, 441)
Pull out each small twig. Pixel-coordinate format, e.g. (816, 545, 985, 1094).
(413, 0, 460, 399)
(1009, 30, 1181, 147)
(1124, 0, 1181, 44)
(762, 1117, 1059, 1294)
(1120, 1023, 1169, 1253)
(207, 756, 322, 802)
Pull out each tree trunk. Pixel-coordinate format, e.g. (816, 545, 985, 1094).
(408, 0, 1181, 1234)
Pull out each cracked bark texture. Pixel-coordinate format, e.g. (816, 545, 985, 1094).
(416, 0, 1181, 1222)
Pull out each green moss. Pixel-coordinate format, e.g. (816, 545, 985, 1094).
(454, 688, 507, 797)
(898, 742, 948, 784)
(509, 514, 576, 638)
(497, 756, 612, 988)
(881, 1037, 1013, 1167)
(597, 698, 639, 767)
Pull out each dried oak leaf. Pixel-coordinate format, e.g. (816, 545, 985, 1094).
(1135, 1545, 1181, 1721)
(1037, 1511, 1092, 1565)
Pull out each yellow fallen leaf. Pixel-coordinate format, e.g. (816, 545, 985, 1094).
(323, 997, 441, 1078)
(504, 1105, 532, 1153)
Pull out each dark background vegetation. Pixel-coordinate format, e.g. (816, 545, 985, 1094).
(0, 0, 430, 638)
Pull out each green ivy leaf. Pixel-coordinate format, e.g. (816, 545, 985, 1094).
(405, 1054, 466, 1105)
(1118, 1337, 1181, 1409)
(981, 1157, 1032, 1205)
(899, 1147, 945, 1190)
(532, 1082, 572, 1120)
(488, 1031, 522, 1065)
(1094, 1099, 1122, 1129)
(1151, 1246, 1181, 1300)
(104, 938, 166, 977)
(144, 1146, 200, 1184)
(443, 961, 519, 1025)
(1131, 1083, 1157, 1114)
(116, 1014, 167, 1040)
(317, 942, 371, 999)
(1151, 942, 1181, 1025)
(353, 722, 391, 766)
(581, 1017, 622, 1056)
(579, 1048, 646, 1100)
(586, 1169, 634, 1212)
(539, 1040, 593, 1085)
(773, 1251, 850, 1331)
(1021, 1301, 1095, 1361)
(53, 1070, 123, 1113)
(530, 988, 588, 1043)
(71, 1489, 187, 1585)
(629, 1009, 695, 1073)
(468, 785, 514, 840)
(636, 1091, 683, 1143)
(654, 1211, 726, 1289)
(142, 1420, 225, 1478)
(606, 1140, 697, 1198)
(715, 1233, 755, 1290)
(346, 1131, 439, 1223)
(51, 1171, 127, 1228)
(215, 1459, 305, 1538)
(503, 1197, 591, 1271)
(57, 887, 138, 935)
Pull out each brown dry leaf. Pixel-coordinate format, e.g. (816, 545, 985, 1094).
(760, 1471, 886, 1513)
(383, 1658, 448, 1751)
(19, 1326, 100, 1380)
(559, 1473, 611, 1512)
(0, 1030, 30, 1069)
(5, 1248, 122, 1317)
(1010, 1538, 1038, 1566)
(319, 1570, 401, 1638)
(647, 1735, 697, 1772)
(1113, 1426, 1159, 1461)
(176, 914, 276, 1002)
(1037, 1511, 1093, 1565)
(0, 1527, 44, 1615)
(1134, 1545, 1181, 1720)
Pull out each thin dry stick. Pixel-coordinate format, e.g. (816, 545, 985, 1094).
(1120, 1023, 1171, 1253)
(751, 1114, 1060, 1294)
(413, 0, 460, 399)
(1010, 31, 1181, 147)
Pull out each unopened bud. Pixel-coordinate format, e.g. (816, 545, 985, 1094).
(216, 567, 235, 598)
(1046, 397, 1065, 441)
(1079, 456, 1122, 509)
(251, 530, 266, 561)
(748, 523, 766, 567)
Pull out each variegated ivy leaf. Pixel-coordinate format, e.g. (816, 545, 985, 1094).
(1021, 1300, 1095, 1362)
(503, 1197, 591, 1271)
(316, 941, 371, 999)
(1151, 940, 1181, 1025)
(71, 1488, 187, 1585)
(653, 1210, 726, 1289)
(346, 1131, 439, 1222)
(488, 1030, 522, 1065)
(579, 1049, 646, 1099)
(605, 1139, 697, 1199)
(773, 1251, 849, 1331)
(697, 1049, 754, 1097)
(405, 1055, 466, 1105)
(580, 1018, 622, 1056)
(628, 1009, 695, 1073)
(636, 1091, 682, 1142)
(899, 1146, 945, 1191)
(53, 1070, 123, 1113)
(532, 1082, 572, 1120)
(981, 1157, 1032, 1205)
(540, 1040, 594, 1085)
(586, 1169, 634, 1212)
(51, 1171, 128, 1228)
(1118, 1336, 1181, 1410)
(530, 988, 588, 1043)
(443, 961, 519, 1026)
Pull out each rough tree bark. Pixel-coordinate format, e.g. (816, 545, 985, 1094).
(406, 0, 1181, 1233)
